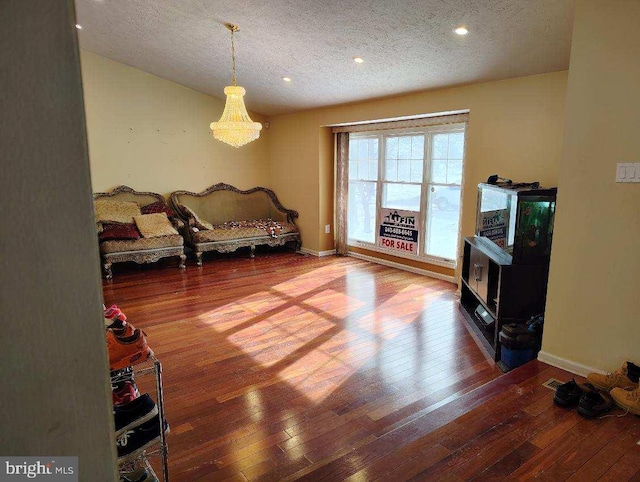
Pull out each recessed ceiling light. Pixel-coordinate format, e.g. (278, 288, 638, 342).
(282, 77, 292, 82)
(353, 57, 364, 64)
(454, 26, 468, 36)
(75, 24, 83, 30)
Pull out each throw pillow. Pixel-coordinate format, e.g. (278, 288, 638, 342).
(99, 223, 141, 241)
(141, 201, 176, 218)
(179, 205, 214, 230)
(134, 213, 179, 238)
(94, 200, 141, 224)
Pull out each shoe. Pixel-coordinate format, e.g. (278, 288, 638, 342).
(113, 381, 139, 406)
(554, 379, 584, 407)
(111, 366, 135, 384)
(587, 361, 640, 391)
(577, 384, 613, 418)
(105, 304, 127, 327)
(120, 467, 157, 482)
(114, 393, 158, 437)
(117, 418, 169, 464)
(107, 328, 153, 371)
(610, 386, 640, 415)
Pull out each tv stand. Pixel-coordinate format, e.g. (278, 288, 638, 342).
(459, 236, 549, 362)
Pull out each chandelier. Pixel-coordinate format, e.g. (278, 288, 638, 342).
(210, 24, 262, 148)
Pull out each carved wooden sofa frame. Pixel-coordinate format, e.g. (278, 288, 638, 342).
(170, 183, 301, 266)
(94, 185, 186, 279)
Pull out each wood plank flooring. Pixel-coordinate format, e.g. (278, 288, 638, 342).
(103, 251, 640, 481)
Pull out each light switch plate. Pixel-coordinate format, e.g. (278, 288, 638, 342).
(616, 163, 640, 183)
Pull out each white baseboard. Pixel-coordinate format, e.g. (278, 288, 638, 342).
(297, 247, 336, 257)
(537, 351, 605, 377)
(348, 252, 456, 284)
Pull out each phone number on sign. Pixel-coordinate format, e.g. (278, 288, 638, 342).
(382, 226, 414, 237)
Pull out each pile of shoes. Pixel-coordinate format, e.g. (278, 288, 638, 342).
(105, 305, 169, 482)
(554, 361, 640, 418)
(588, 361, 640, 415)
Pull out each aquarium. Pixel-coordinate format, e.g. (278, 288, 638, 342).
(476, 182, 557, 264)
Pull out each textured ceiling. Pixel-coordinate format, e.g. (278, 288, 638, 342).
(75, 0, 575, 116)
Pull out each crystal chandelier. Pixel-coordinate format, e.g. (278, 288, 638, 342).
(210, 24, 262, 148)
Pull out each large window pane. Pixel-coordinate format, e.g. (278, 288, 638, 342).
(348, 181, 377, 243)
(382, 183, 421, 211)
(425, 185, 461, 260)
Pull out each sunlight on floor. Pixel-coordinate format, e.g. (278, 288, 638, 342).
(193, 264, 456, 405)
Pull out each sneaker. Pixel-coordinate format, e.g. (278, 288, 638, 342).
(117, 418, 169, 464)
(105, 304, 127, 320)
(105, 304, 127, 328)
(587, 362, 640, 392)
(111, 366, 135, 385)
(107, 328, 153, 371)
(114, 394, 158, 437)
(554, 379, 584, 407)
(577, 384, 613, 418)
(610, 386, 640, 415)
(113, 381, 139, 406)
(120, 467, 157, 482)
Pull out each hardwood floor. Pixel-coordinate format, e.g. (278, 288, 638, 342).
(103, 251, 640, 481)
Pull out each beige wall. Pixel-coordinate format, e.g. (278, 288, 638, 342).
(542, 0, 640, 371)
(81, 50, 270, 195)
(1, 2, 116, 479)
(267, 72, 567, 256)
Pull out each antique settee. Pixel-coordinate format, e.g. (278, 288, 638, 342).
(94, 185, 186, 279)
(170, 183, 301, 265)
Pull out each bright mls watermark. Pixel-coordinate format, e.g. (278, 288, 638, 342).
(0, 457, 77, 481)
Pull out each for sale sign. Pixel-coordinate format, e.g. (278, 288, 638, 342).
(478, 209, 508, 247)
(379, 209, 420, 255)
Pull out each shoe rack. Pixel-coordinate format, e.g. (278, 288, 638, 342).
(113, 355, 169, 482)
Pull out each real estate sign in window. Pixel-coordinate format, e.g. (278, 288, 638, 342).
(347, 124, 465, 268)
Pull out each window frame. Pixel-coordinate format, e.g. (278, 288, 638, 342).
(347, 123, 466, 269)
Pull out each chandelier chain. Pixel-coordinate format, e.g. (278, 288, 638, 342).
(230, 28, 236, 86)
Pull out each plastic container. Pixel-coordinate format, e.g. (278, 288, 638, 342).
(499, 326, 537, 370)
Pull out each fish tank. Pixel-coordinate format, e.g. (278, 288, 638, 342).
(476, 182, 557, 264)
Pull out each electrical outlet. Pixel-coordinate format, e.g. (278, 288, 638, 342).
(325, 224, 331, 234)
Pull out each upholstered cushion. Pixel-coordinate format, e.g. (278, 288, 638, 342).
(99, 223, 141, 241)
(134, 213, 179, 238)
(141, 201, 175, 217)
(179, 205, 214, 230)
(193, 221, 298, 243)
(94, 200, 141, 224)
(99, 235, 183, 254)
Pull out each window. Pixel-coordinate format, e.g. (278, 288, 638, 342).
(347, 124, 465, 266)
